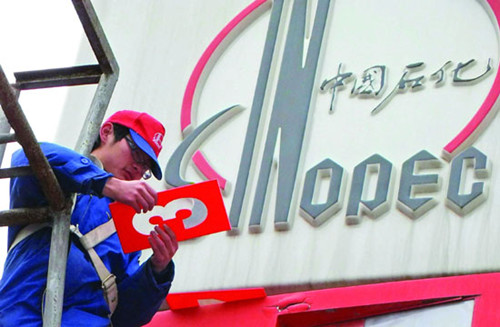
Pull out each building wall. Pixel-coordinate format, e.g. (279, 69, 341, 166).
(58, 0, 500, 294)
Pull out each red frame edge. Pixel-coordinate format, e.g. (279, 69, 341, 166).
(146, 273, 500, 326)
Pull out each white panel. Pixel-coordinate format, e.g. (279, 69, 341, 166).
(57, 0, 500, 292)
(366, 300, 474, 327)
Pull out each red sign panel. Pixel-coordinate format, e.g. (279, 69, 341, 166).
(110, 180, 230, 253)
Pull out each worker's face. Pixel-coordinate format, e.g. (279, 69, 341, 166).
(123, 135, 153, 180)
(110, 137, 150, 180)
(97, 123, 151, 180)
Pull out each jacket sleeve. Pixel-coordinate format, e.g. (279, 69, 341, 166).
(8, 142, 114, 246)
(10, 143, 112, 209)
(111, 259, 175, 327)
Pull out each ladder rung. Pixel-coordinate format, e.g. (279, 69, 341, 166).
(0, 133, 16, 144)
(14, 64, 102, 90)
(0, 207, 51, 226)
(0, 166, 33, 179)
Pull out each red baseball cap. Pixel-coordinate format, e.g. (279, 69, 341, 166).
(105, 110, 165, 179)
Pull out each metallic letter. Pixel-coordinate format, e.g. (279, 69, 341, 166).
(164, 105, 243, 188)
(300, 159, 345, 227)
(346, 154, 393, 225)
(397, 150, 442, 219)
(228, 0, 285, 234)
(249, 0, 331, 232)
(446, 147, 489, 215)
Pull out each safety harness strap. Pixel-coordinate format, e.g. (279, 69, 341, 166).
(78, 219, 117, 250)
(70, 222, 118, 315)
(8, 223, 51, 253)
(9, 220, 119, 315)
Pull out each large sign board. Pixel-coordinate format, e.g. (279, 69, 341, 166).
(63, 0, 500, 292)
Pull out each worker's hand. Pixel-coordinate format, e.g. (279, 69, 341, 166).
(102, 177, 158, 213)
(149, 224, 178, 273)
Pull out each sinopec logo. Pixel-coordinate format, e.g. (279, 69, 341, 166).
(165, 0, 499, 234)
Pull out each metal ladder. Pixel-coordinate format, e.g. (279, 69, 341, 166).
(0, 1, 119, 325)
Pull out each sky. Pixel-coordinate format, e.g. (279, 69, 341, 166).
(0, 1, 84, 277)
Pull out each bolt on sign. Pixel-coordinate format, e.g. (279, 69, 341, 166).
(159, 0, 500, 290)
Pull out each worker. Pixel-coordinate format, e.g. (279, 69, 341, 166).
(0, 110, 178, 326)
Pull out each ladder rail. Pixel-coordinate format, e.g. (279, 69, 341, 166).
(0, 67, 66, 211)
(42, 198, 74, 327)
(43, 1, 119, 325)
(44, 0, 119, 325)
(72, 0, 119, 156)
(72, 0, 119, 76)
(0, 88, 18, 166)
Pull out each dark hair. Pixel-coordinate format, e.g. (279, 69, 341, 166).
(92, 123, 130, 150)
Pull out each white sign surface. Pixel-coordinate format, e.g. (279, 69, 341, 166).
(60, 0, 500, 293)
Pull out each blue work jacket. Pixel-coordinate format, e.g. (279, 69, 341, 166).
(0, 143, 174, 326)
